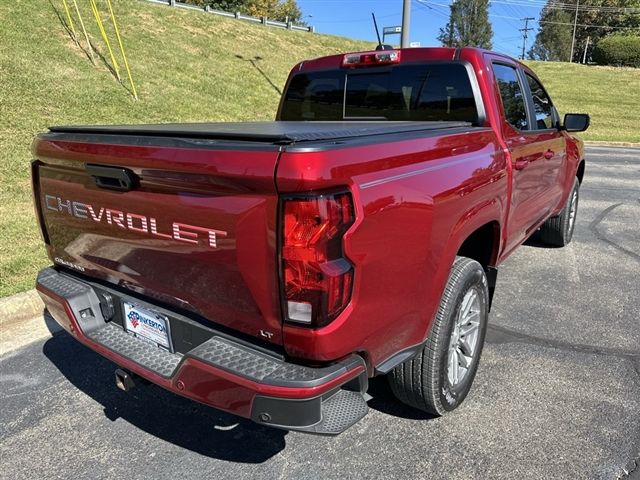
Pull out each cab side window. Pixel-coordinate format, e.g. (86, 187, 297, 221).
(492, 64, 528, 131)
(526, 74, 555, 130)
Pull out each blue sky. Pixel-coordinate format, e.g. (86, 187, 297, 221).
(297, 0, 546, 59)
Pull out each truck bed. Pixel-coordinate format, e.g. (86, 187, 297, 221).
(49, 121, 473, 144)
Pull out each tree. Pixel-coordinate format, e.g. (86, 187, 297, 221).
(573, 0, 640, 52)
(437, 0, 493, 49)
(592, 33, 640, 66)
(528, 7, 573, 61)
(185, 0, 249, 11)
(246, 0, 303, 22)
(183, 0, 303, 22)
(276, 0, 304, 23)
(529, 0, 640, 62)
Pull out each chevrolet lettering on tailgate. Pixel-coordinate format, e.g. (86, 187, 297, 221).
(44, 194, 227, 248)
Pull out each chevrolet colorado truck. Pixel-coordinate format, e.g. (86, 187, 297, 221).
(32, 47, 589, 435)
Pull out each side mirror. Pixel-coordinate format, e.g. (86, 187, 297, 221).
(562, 113, 590, 132)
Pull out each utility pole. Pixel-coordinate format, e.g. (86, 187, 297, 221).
(519, 17, 535, 60)
(401, 0, 411, 48)
(582, 35, 590, 64)
(570, 0, 580, 62)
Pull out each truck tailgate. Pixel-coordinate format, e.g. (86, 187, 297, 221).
(32, 131, 283, 345)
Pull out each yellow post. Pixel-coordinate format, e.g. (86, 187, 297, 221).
(61, 0, 78, 44)
(71, 0, 95, 64)
(106, 0, 138, 100)
(90, 0, 121, 80)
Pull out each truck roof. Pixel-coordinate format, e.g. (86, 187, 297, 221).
(293, 46, 527, 74)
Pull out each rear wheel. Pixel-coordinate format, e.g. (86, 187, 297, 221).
(539, 178, 579, 247)
(388, 256, 489, 415)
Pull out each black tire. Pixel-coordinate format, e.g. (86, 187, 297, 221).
(388, 256, 489, 416)
(538, 178, 579, 247)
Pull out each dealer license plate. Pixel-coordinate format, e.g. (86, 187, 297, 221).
(123, 302, 172, 351)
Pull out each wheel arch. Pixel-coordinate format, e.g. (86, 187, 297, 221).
(456, 220, 501, 269)
(456, 220, 500, 308)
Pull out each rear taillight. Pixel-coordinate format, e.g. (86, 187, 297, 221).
(281, 192, 355, 328)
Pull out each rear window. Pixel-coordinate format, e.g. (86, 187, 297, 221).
(280, 63, 479, 123)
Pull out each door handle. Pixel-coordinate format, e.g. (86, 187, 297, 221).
(514, 159, 529, 170)
(544, 150, 554, 159)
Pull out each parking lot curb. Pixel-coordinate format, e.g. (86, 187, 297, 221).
(0, 289, 63, 355)
(0, 289, 44, 326)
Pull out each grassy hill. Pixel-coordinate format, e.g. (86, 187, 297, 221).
(527, 61, 640, 144)
(0, 0, 638, 296)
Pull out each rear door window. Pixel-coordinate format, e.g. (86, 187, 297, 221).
(525, 74, 555, 130)
(491, 64, 529, 131)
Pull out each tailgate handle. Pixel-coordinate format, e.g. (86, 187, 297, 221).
(86, 164, 137, 191)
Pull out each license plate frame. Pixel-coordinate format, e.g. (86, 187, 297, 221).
(123, 301, 173, 352)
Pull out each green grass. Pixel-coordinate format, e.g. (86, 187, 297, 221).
(526, 61, 640, 143)
(0, 0, 638, 296)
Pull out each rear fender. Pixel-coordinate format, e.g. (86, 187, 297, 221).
(421, 201, 502, 342)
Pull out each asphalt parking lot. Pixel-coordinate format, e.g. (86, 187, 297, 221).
(1, 145, 638, 480)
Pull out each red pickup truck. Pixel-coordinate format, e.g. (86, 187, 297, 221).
(32, 47, 589, 435)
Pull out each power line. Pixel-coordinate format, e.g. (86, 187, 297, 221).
(417, 0, 640, 29)
(489, 11, 640, 28)
(413, 0, 450, 21)
(489, 0, 640, 13)
(420, 0, 640, 14)
(495, 34, 526, 40)
(501, 2, 529, 28)
(311, 12, 398, 24)
(490, 0, 527, 30)
(413, 0, 640, 56)
(417, 0, 640, 59)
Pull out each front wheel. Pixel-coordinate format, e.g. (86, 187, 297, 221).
(539, 178, 579, 247)
(388, 256, 489, 416)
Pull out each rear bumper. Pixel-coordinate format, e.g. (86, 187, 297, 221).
(36, 267, 368, 435)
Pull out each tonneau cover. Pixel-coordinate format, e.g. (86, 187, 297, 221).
(49, 121, 471, 144)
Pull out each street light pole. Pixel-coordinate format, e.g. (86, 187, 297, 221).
(401, 0, 411, 48)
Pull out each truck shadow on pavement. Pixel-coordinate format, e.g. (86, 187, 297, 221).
(42, 332, 287, 462)
(42, 329, 435, 455)
(366, 377, 439, 420)
(523, 231, 562, 248)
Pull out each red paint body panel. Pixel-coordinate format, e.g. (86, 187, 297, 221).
(32, 47, 585, 379)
